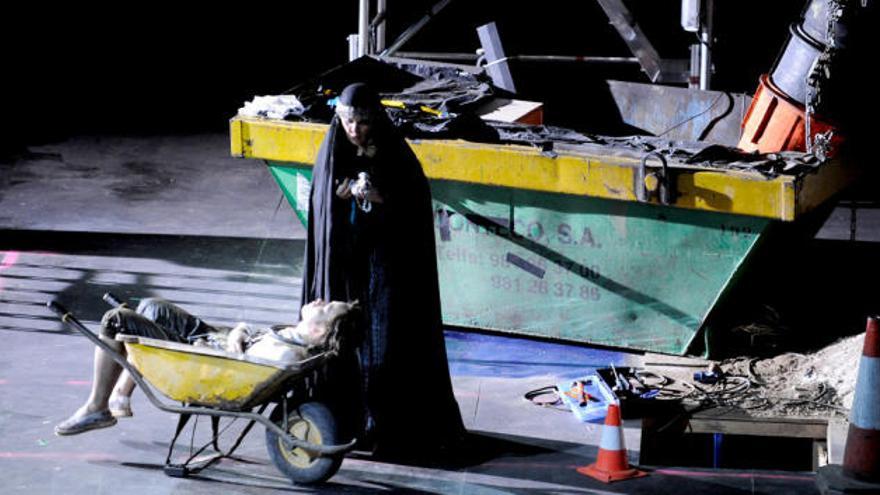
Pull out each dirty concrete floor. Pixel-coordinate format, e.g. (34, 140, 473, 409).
(0, 134, 822, 494)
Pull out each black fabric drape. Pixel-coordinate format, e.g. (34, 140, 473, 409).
(301, 113, 464, 453)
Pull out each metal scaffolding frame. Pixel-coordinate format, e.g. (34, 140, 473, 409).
(353, 0, 714, 88)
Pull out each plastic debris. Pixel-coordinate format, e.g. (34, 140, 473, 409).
(238, 95, 305, 120)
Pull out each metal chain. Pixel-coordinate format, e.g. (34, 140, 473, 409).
(805, 0, 844, 156)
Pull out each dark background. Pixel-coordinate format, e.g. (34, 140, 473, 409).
(2, 1, 878, 352)
(6, 0, 815, 144)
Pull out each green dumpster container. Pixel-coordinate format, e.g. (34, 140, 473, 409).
(231, 118, 856, 355)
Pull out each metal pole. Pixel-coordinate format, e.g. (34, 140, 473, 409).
(689, 44, 701, 89)
(396, 51, 479, 61)
(595, 0, 664, 82)
(348, 34, 360, 61)
(508, 55, 639, 64)
(358, 0, 370, 57)
(397, 52, 640, 64)
(699, 0, 714, 90)
(382, 0, 453, 57)
(376, 0, 387, 52)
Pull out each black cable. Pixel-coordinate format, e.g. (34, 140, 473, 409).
(657, 92, 725, 138)
(523, 385, 566, 410)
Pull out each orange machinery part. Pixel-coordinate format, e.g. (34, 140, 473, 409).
(738, 74, 842, 156)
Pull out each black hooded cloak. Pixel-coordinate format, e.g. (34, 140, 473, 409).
(301, 83, 464, 454)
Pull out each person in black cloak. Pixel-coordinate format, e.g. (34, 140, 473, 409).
(301, 82, 465, 457)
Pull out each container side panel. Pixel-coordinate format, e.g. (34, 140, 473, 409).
(432, 181, 769, 354)
(268, 161, 769, 355)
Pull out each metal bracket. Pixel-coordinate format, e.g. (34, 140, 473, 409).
(477, 22, 517, 93)
(636, 152, 674, 205)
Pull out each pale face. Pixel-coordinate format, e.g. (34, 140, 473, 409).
(340, 115, 372, 148)
(296, 299, 352, 344)
(300, 299, 351, 324)
(299, 298, 326, 322)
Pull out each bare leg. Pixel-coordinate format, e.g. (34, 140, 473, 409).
(79, 336, 124, 414)
(77, 335, 125, 414)
(55, 336, 124, 435)
(113, 371, 136, 397)
(109, 370, 136, 417)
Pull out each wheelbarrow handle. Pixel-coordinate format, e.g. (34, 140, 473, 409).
(47, 300, 112, 351)
(102, 292, 127, 308)
(47, 300, 70, 318)
(47, 299, 154, 400)
(46, 300, 131, 372)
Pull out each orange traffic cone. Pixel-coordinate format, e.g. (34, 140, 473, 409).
(576, 403, 648, 483)
(816, 316, 880, 494)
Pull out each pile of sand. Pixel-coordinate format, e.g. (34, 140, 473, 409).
(720, 332, 864, 417)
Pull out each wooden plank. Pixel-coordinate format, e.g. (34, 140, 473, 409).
(687, 413, 828, 439)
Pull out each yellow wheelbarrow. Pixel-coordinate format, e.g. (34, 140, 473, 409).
(48, 296, 357, 485)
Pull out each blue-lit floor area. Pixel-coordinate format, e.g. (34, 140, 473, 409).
(446, 328, 634, 379)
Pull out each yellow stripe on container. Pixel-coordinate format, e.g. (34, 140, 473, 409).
(229, 117, 856, 221)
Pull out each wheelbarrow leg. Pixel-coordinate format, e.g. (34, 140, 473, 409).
(163, 405, 267, 479)
(211, 417, 220, 452)
(215, 404, 267, 459)
(164, 413, 193, 478)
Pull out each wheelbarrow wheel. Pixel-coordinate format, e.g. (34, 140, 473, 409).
(265, 401, 343, 485)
